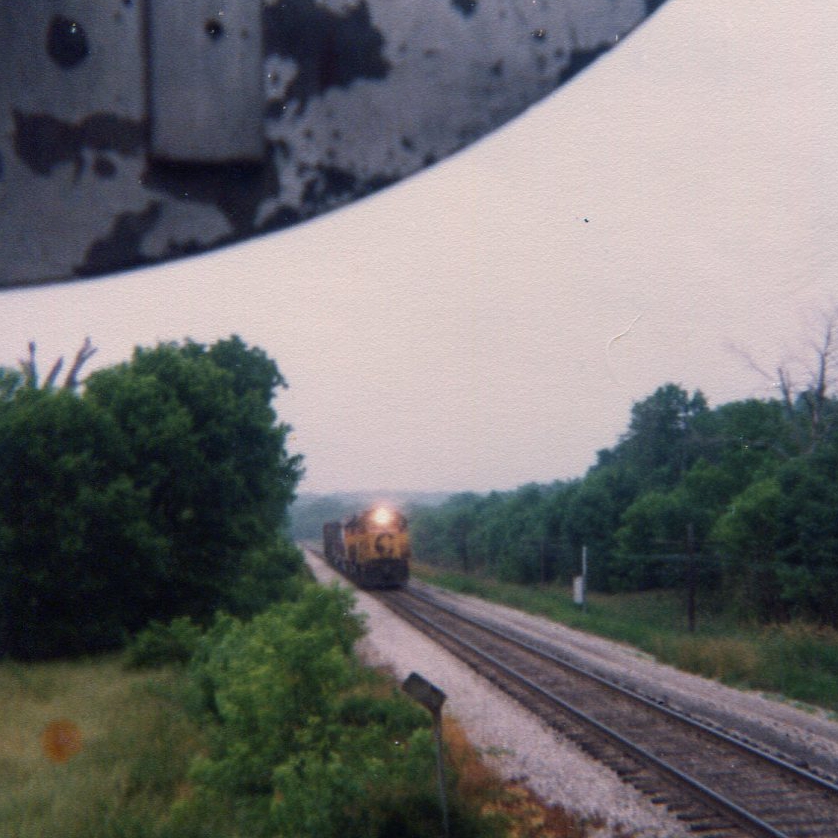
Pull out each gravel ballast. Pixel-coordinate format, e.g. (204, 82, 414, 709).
(305, 549, 694, 836)
(305, 549, 838, 835)
(409, 575, 838, 778)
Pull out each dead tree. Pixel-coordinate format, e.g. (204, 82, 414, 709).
(16, 338, 98, 391)
(18, 341, 37, 387)
(732, 304, 838, 454)
(63, 337, 97, 390)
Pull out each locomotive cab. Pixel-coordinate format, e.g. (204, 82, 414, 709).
(323, 506, 410, 588)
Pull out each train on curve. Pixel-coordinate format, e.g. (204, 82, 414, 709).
(323, 506, 411, 588)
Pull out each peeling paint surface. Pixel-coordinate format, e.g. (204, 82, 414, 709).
(1, 0, 667, 287)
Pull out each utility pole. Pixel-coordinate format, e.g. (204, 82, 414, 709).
(583, 545, 589, 612)
(686, 523, 696, 633)
(540, 536, 546, 584)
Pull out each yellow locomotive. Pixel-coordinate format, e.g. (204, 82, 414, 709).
(323, 506, 410, 588)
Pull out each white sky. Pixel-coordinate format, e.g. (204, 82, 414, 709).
(2, 0, 837, 494)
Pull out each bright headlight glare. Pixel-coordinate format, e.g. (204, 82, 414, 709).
(372, 507, 393, 526)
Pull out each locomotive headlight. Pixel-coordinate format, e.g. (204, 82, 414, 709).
(372, 507, 393, 527)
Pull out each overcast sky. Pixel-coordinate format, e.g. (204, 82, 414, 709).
(2, 0, 837, 495)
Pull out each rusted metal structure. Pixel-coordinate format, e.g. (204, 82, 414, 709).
(1, 1, 667, 288)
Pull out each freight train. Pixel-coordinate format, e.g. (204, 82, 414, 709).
(323, 506, 410, 588)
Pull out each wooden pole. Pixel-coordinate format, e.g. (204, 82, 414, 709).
(687, 523, 696, 633)
(582, 545, 588, 612)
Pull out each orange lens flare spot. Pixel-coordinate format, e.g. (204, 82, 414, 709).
(42, 719, 83, 763)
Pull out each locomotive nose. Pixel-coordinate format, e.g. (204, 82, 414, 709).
(375, 533, 395, 557)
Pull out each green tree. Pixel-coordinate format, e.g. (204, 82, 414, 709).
(491, 484, 548, 584)
(613, 490, 687, 589)
(562, 464, 638, 591)
(711, 477, 784, 620)
(613, 460, 738, 590)
(462, 491, 506, 575)
(445, 493, 481, 573)
(617, 383, 708, 489)
(540, 481, 578, 582)
(0, 387, 164, 657)
(691, 398, 789, 478)
(0, 336, 303, 659)
(85, 337, 303, 621)
(0, 367, 24, 401)
(772, 439, 838, 624)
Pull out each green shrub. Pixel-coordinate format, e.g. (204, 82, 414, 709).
(222, 541, 305, 618)
(124, 617, 203, 668)
(170, 582, 505, 837)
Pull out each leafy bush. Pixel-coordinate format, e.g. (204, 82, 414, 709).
(124, 617, 203, 668)
(171, 582, 505, 838)
(223, 540, 305, 618)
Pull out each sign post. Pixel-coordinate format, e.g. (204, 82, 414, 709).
(402, 672, 449, 838)
(573, 544, 588, 610)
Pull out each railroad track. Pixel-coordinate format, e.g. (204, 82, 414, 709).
(376, 584, 838, 838)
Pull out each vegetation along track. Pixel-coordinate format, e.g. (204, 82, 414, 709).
(376, 585, 838, 838)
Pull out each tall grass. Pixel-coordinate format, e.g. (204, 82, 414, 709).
(0, 647, 588, 838)
(414, 563, 838, 713)
(0, 657, 202, 838)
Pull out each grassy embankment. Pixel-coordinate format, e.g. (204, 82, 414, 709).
(0, 657, 200, 838)
(413, 563, 838, 714)
(0, 654, 589, 838)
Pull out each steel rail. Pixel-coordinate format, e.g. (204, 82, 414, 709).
(382, 589, 811, 838)
(401, 585, 838, 794)
(306, 546, 838, 836)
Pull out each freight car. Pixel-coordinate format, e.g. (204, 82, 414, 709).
(323, 506, 410, 588)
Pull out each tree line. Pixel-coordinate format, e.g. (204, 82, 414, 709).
(411, 316, 838, 626)
(0, 336, 304, 659)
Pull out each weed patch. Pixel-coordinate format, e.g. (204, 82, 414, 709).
(0, 657, 204, 838)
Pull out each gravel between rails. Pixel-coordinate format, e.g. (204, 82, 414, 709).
(304, 549, 692, 837)
(408, 576, 838, 779)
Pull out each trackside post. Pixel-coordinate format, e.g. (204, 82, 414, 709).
(402, 672, 449, 838)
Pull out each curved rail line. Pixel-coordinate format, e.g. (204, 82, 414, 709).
(374, 584, 838, 838)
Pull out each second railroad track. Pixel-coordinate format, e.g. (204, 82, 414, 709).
(376, 584, 838, 838)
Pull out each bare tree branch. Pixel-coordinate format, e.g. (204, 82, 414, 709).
(63, 337, 97, 390)
(13, 338, 98, 392)
(725, 340, 793, 411)
(731, 303, 838, 454)
(44, 357, 64, 389)
(803, 308, 838, 441)
(18, 341, 37, 387)
(776, 365, 795, 418)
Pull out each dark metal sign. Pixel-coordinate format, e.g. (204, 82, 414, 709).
(0, 1, 667, 288)
(402, 671, 446, 715)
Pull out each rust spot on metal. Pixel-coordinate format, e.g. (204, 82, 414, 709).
(46, 16, 89, 69)
(13, 111, 145, 178)
(76, 201, 162, 277)
(264, 0, 389, 117)
(142, 160, 278, 236)
(451, 0, 479, 16)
